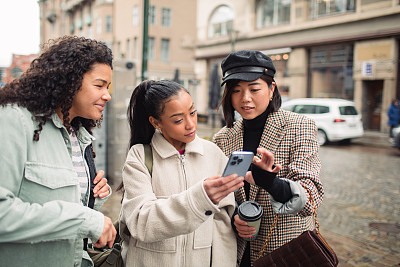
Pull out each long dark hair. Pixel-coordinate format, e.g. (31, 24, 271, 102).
(117, 80, 187, 192)
(0, 36, 113, 140)
(127, 79, 188, 148)
(221, 74, 281, 127)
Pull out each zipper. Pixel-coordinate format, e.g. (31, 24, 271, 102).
(179, 154, 187, 265)
(180, 154, 187, 190)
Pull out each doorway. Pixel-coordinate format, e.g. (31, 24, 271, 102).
(364, 80, 383, 130)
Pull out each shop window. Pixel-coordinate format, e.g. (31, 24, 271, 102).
(256, 0, 291, 29)
(309, 44, 354, 99)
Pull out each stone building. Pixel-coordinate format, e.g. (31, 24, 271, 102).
(195, 0, 400, 132)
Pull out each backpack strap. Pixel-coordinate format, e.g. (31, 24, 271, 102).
(84, 144, 96, 209)
(83, 144, 96, 251)
(143, 143, 153, 175)
(120, 143, 153, 241)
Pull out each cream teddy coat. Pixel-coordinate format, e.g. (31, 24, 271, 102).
(120, 131, 237, 267)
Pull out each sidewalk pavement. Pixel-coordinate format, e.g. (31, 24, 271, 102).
(352, 130, 392, 148)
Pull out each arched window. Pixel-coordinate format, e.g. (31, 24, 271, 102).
(256, 0, 291, 29)
(208, 5, 234, 38)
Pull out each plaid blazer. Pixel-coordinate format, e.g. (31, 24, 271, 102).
(213, 109, 323, 267)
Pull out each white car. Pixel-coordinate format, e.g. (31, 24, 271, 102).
(281, 98, 364, 145)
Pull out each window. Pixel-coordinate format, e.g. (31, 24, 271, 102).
(132, 5, 139, 26)
(315, 106, 330, 114)
(126, 39, 131, 59)
(162, 8, 171, 27)
(309, 0, 355, 19)
(208, 6, 234, 38)
(105, 15, 112, 32)
(309, 44, 354, 99)
(148, 37, 155, 61)
(10, 67, 23, 79)
(339, 106, 358, 115)
(133, 37, 138, 59)
(293, 105, 315, 114)
(96, 17, 102, 34)
(295, 104, 330, 114)
(256, 0, 291, 29)
(161, 39, 170, 62)
(149, 6, 156, 25)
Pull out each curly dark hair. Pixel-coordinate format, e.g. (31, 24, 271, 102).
(0, 36, 113, 141)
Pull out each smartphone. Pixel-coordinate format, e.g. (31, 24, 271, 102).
(222, 151, 254, 178)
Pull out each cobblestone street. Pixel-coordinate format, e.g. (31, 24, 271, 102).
(100, 125, 400, 266)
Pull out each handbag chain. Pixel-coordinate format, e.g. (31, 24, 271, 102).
(256, 188, 318, 260)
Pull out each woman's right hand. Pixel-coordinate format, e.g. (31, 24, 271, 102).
(233, 214, 256, 239)
(94, 216, 117, 248)
(203, 174, 244, 204)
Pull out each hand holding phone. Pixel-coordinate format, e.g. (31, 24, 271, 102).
(222, 151, 254, 178)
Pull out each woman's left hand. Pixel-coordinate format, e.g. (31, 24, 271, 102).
(244, 148, 282, 185)
(93, 170, 110, 198)
(253, 147, 282, 172)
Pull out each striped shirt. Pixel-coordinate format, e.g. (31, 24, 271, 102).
(69, 131, 89, 203)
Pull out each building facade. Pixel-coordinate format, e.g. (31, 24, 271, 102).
(113, 0, 197, 87)
(38, 0, 198, 86)
(195, 0, 400, 132)
(38, 0, 198, 182)
(39, 0, 113, 47)
(1, 54, 38, 83)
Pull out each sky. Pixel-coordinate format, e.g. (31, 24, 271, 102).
(0, 0, 40, 67)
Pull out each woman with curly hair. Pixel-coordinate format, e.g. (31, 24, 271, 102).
(0, 36, 116, 267)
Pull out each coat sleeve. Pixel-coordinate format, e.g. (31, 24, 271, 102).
(121, 145, 221, 243)
(0, 106, 104, 244)
(286, 117, 323, 217)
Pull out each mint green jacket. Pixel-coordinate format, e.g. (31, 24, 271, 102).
(0, 105, 107, 267)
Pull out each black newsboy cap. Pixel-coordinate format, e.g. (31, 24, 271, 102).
(221, 50, 276, 86)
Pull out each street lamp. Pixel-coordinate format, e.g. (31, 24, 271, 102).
(228, 28, 239, 52)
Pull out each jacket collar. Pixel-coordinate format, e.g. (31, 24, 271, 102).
(151, 130, 204, 159)
(50, 113, 94, 145)
(257, 108, 287, 156)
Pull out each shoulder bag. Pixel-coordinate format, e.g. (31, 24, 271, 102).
(253, 188, 338, 267)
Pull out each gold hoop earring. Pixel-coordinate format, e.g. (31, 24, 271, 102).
(270, 96, 273, 101)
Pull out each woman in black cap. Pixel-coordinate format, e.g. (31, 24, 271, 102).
(213, 50, 324, 266)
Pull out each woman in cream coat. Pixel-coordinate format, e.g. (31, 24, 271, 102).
(119, 80, 242, 266)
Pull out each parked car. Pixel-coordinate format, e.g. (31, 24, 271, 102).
(281, 98, 364, 146)
(391, 126, 400, 150)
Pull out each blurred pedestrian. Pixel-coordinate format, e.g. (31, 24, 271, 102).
(387, 99, 399, 140)
(119, 80, 242, 266)
(213, 50, 324, 266)
(0, 36, 116, 267)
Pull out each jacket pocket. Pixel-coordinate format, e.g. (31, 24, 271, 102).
(193, 217, 213, 249)
(20, 162, 79, 204)
(135, 237, 177, 253)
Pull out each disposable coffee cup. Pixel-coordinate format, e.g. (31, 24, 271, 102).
(237, 201, 263, 241)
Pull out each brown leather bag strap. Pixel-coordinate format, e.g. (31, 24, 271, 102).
(256, 187, 317, 260)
